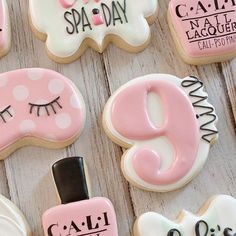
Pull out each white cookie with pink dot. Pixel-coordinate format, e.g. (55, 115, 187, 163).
(0, 68, 86, 159)
(29, 0, 158, 62)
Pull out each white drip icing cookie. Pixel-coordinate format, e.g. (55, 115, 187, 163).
(29, 0, 158, 63)
(0, 195, 31, 236)
(103, 74, 218, 192)
(134, 195, 236, 236)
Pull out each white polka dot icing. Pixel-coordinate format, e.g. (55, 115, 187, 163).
(48, 78, 65, 94)
(0, 76, 8, 87)
(134, 195, 236, 236)
(13, 85, 29, 101)
(0, 68, 86, 160)
(0, 194, 31, 236)
(70, 93, 81, 109)
(20, 120, 36, 134)
(55, 113, 72, 129)
(29, 0, 159, 62)
(27, 68, 44, 81)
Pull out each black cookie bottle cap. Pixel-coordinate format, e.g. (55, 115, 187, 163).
(52, 157, 89, 204)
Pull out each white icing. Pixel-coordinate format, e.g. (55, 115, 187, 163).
(29, 0, 158, 58)
(0, 195, 31, 236)
(103, 74, 218, 192)
(134, 195, 236, 236)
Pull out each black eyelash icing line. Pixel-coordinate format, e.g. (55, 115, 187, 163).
(181, 76, 218, 143)
(0, 105, 12, 123)
(29, 96, 63, 117)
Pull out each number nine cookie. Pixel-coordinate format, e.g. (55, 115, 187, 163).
(0, 0, 11, 58)
(0, 194, 31, 236)
(103, 74, 218, 192)
(0, 68, 86, 159)
(168, 0, 236, 65)
(134, 195, 236, 236)
(29, 0, 158, 63)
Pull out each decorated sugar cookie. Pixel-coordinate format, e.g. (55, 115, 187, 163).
(0, 0, 11, 57)
(134, 195, 236, 236)
(103, 74, 218, 192)
(29, 0, 158, 63)
(43, 157, 118, 236)
(168, 0, 236, 65)
(0, 68, 86, 159)
(0, 194, 31, 236)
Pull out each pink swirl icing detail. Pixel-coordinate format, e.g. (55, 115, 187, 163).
(111, 79, 200, 185)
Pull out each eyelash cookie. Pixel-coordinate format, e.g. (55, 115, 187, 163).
(0, 68, 86, 159)
(29, 0, 158, 63)
(103, 74, 218, 192)
(168, 0, 236, 65)
(0, 194, 31, 236)
(0, 0, 11, 58)
(134, 195, 236, 236)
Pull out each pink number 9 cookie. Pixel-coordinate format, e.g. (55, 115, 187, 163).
(0, 0, 11, 58)
(0, 68, 86, 159)
(103, 74, 218, 192)
(168, 0, 236, 65)
(29, 0, 158, 63)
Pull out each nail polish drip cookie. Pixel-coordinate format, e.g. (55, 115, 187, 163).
(103, 74, 218, 192)
(42, 157, 119, 236)
(168, 0, 236, 65)
(134, 195, 236, 236)
(0, 68, 86, 159)
(0, 194, 31, 236)
(0, 0, 11, 57)
(29, 0, 158, 63)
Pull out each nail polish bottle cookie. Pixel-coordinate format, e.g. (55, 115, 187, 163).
(168, 0, 236, 65)
(103, 74, 218, 192)
(134, 195, 236, 236)
(0, 68, 86, 159)
(0, 194, 31, 236)
(29, 0, 159, 63)
(42, 157, 119, 236)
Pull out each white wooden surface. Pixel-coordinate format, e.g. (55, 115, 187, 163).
(0, 0, 236, 235)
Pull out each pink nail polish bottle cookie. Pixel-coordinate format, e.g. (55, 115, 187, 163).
(42, 157, 119, 236)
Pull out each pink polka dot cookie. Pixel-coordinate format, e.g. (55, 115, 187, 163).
(168, 0, 236, 65)
(29, 0, 158, 63)
(0, 0, 11, 58)
(0, 68, 86, 159)
(103, 74, 218, 192)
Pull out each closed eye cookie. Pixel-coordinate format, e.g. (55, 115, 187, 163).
(103, 74, 218, 192)
(0, 68, 86, 159)
(134, 195, 236, 236)
(29, 0, 158, 63)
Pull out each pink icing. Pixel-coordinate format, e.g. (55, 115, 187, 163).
(0, 0, 9, 51)
(111, 79, 200, 185)
(0, 68, 85, 153)
(59, 0, 101, 8)
(42, 197, 118, 236)
(169, 0, 236, 57)
(59, 0, 77, 8)
(92, 14, 104, 25)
